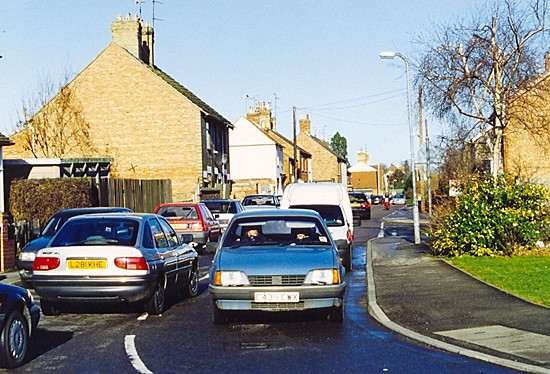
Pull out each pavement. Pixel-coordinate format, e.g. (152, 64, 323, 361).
(368, 206, 550, 373)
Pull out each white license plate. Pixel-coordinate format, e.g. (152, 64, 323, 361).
(254, 292, 299, 303)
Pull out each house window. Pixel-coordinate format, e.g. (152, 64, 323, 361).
(206, 121, 211, 150)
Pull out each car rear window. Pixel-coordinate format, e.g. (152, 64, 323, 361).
(157, 206, 198, 219)
(349, 193, 367, 203)
(289, 205, 345, 227)
(50, 218, 139, 247)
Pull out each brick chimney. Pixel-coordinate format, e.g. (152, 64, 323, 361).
(246, 102, 276, 130)
(111, 14, 154, 66)
(299, 114, 311, 134)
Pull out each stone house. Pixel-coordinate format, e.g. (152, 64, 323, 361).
(504, 53, 550, 185)
(230, 102, 311, 199)
(4, 15, 232, 202)
(296, 115, 347, 184)
(348, 150, 383, 194)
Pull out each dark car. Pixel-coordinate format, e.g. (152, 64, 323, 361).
(348, 191, 371, 220)
(242, 194, 280, 210)
(16, 207, 133, 288)
(0, 283, 40, 368)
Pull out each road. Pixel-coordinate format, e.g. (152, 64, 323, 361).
(1, 205, 515, 373)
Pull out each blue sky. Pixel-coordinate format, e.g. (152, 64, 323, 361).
(0, 0, 487, 165)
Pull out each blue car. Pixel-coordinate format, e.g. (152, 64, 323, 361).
(209, 209, 346, 324)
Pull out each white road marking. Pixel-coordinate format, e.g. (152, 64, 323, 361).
(377, 222, 385, 238)
(125, 335, 154, 374)
(137, 312, 148, 321)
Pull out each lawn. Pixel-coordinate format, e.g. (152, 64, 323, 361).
(448, 256, 550, 307)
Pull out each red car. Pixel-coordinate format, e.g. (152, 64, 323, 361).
(154, 202, 221, 254)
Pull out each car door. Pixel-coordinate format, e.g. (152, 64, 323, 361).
(200, 203, 221, 241)
(158, 217, 195, 289)
(148, 218, 179, 290)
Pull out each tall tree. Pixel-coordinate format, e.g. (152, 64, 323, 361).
(16, 71, 95, 158)
(330, 132, 349, 165)
(414, 0, 549, 177)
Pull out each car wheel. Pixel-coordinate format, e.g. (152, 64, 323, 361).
(328, 304, 344, 323)
(183, 266, 199, 298)
(144, 281, 165, 315)
(344, 247, 353, 272)
(212, 301, 228, 325)
(40, 299, 61, 316)
(0, 310, 28, 368)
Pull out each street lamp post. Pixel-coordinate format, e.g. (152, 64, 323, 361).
(379, 51, 421, 244)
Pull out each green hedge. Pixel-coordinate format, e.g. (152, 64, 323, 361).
(432, 175, 550, 257)
(10, 178, 97, 225)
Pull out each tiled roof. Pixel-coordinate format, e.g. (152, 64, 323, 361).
(149, 66, 231, 127)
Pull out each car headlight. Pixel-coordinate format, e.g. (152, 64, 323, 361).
(305, 269, 340, 285)
(19, 252, 36, 262)
(214, 271, 249, 286)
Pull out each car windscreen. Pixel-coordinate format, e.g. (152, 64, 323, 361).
(242, 196, 275, 206)
(204, 201, 234, 213)
(289, 205, 345, 227)
(222, 217, 331, 247)
(50, 218, 139, 247)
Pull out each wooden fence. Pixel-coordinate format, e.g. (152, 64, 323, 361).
(108, 178, 172, 213)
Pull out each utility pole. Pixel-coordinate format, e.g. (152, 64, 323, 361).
(426, 119, 432, 216)
(293, 106, 297, 182)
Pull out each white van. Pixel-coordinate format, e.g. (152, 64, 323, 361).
(280, 182, 355, 270)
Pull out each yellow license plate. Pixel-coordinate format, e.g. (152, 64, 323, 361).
(68, 259, 107, 270)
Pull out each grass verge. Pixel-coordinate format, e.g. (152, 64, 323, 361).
(448, 256, 550, 307)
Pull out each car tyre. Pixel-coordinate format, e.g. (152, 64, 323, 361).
(344, 247, 353, 272)
(212, 301, 228, 324)
(329, 304, 344, 323)
(183, 266, 199, 298)
(40, 299, 61, 316)
(144, 281, 165, 315)
(0, 310, 28, 368)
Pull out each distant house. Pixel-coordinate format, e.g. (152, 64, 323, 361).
(229, 102, 311, 199)
(504, 53, 550, 185)
(296, 115, 347, 184)
(4, 15, 232, 202)
(348, 150, 382, 194)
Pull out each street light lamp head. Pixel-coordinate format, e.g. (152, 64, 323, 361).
(379, 51, 397, 59)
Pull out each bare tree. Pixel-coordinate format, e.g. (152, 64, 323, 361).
(16, 71, 95, 158)
(414, 0, 549, 177)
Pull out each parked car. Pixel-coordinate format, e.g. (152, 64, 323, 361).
(209, 209, 346, 324)
(202, 199, 245, 232)
(242, 194, 280, 209)
(16, 207, 133, 288)
(280, 183, 355, 271)
(348, 191, 371, 220)
(153, 202, 221, 254)
(32, 213, 199, 316)
(392, 193, 407, 205)
(370, 195, 383, 205)
(0, 283, 40, 368)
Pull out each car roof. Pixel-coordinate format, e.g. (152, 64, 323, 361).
(66, 212, 157, 221)
(233, 208, 322, 220)
(203, 199, 240, 202)
(54, 207, 132, 217)
(155, 202, 201, 207)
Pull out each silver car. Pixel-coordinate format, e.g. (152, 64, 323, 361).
(209, 209, 346, 324)
(32, 213, 199, 316)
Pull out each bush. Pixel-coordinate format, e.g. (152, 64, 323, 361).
(10, 178, 97, 226)
(432, 175, 550, 257)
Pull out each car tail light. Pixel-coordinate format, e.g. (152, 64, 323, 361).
(190, 222, 207, 232)
(346, 228, 354, 242)
(114, 257, 148, 270)
(361, 201, 371, 209)
(33, 257, 61, 271)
